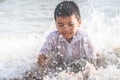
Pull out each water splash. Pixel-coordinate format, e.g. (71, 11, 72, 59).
(0, 0, 120, 79)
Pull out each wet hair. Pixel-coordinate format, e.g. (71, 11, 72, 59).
(54, 1, 81, 21)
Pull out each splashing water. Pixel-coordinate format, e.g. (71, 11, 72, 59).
(0, 0, 120, 79)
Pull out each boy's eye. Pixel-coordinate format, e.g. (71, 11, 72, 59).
(68, 23, 74, 27)
(57, 22, 75, 27)
(58, 24, 64, 27)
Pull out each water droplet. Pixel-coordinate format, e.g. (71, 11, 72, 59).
(58, 12, 61, 15)
(60, 3, 63, 6)
(60, 7, 62, 10)
(57, 45, 61, 49)
(49, 40, 52, 43)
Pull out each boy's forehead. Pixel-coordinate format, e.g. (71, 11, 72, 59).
(56, 15, 77, 22)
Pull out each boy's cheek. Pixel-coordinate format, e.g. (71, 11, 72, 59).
(57, 29, 62, 33)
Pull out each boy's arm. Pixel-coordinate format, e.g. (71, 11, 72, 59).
(37, 31, 58, 68)
(38, 54, 47, 68)
(83, 35, 96, 64)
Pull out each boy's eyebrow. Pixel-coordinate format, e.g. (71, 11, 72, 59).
(57, 21, 75, 25)
(57, 22, 64, 25)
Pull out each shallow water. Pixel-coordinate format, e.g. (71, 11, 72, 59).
(0, 0, 120, 79)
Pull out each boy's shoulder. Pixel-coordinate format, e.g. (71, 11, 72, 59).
(47, 30, 59, 39)
(77, 29, 88, 37)
(49, 30, 59, 36)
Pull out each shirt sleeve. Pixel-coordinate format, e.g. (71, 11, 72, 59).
(40, 32, 56, 56)
(83, 34, 96, 64)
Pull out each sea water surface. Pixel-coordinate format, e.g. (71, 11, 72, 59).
(0, 0, 120, 79)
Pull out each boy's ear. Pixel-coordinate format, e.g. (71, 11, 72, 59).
(78, 19, 82, 27)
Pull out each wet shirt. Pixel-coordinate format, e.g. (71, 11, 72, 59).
(40, 29, 96, 63)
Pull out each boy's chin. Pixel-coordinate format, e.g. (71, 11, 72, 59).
(65, 37, 73, 42)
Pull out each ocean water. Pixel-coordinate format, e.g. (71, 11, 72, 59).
(0, 0, 120, 79)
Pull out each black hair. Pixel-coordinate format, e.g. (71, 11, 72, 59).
(54, 1, 81, 20)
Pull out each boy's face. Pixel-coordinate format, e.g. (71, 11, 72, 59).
(55, 15, 82, 41)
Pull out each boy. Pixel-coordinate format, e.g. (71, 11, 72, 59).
(38, 0, 96, 72)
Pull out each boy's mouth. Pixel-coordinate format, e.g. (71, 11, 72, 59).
(63, 33, 73, 38)
(63, 33, 72, 36)
(64, 33, 71, 36)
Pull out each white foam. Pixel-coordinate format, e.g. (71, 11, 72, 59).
(88, 65, 120, 80)
(0, 32, 42, 79)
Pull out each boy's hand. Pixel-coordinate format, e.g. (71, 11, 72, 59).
(82, 62, 96, 79)
(96, 52, 102, 58)
(38, 54, 47, 68)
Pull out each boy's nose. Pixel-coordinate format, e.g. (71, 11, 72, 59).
(63, 26, 70, 31)
(64, 25, 67, 28)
